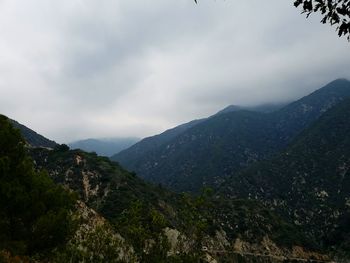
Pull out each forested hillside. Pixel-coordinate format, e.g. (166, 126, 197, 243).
(0, 115, 75, 261)
(222, 98, 350, 258)
(113, 79, 350, 193)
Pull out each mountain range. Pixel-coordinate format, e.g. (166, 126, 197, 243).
(109, 103, 286, 169)
(1, 114, 323, 262)
(221, 97, 350, 257)
(2, 78, 350, 262)
(112, 79, 350, 193)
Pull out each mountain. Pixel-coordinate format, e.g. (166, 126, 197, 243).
(112, 79, 350, 193)
(29, 134, 322, 262)
(1, 114, 331, 262)
(9, 119, 57, 148)
(110, 118, 205, 170)
(221, 98, 350, 257)
(68, 137, 140, 157)
(111, 103, 284, 167)
(0, 115, 76, 260)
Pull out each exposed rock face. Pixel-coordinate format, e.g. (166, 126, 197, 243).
(164, 227, 185, 255)
(230, 237, 330, 262)
(65, 201, 137, 263)
(31, 149, 113, 209)
(164, 229, 331, 263)
(29, 147, 333, 263)
(81, 170, 100, 202)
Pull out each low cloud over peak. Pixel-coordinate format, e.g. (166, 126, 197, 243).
(0, 0, 349, 143)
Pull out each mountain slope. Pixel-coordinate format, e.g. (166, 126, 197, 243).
(0, 115, 75, 259)
(216, 102, 287, 115)
(222, 98, 350, 256)
(10, 119, 57, 148)
(110, 119, 206, 170)
(29, 144, 323, 262)
(69, 137, 140, 157)
(113, 79, 350, 193)
(1, 114, 334, 261)
(111, 103, 284, 171)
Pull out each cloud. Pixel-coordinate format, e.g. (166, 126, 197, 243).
(0, 0, 349, 143)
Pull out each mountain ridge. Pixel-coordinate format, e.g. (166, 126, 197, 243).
(2, 91, 347, 261)
(29, 140, 323, 262)
(111, 102, 286, 165)
(9, 119, 58, 148)
(112, 79, 350, 193)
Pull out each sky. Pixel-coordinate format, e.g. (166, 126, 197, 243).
(0, 0, 349, 144)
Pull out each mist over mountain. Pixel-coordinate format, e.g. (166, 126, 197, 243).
(110, 102, 286, 174)
(215, 102, 288, 115)
(112, 79, 350, 193)
(1, 0, 350, 261)
(2, 78, 350, 262)
(69, 137, 140, 157)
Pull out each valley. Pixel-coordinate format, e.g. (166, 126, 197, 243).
(1, 79, 350, 262)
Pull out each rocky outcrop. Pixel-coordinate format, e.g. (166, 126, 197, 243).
(61, 201, 137, 263)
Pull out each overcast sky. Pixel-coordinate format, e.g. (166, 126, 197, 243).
(0, 0, 349, 143)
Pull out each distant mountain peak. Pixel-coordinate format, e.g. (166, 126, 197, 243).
(69, 137, 140, 157)
(215, 105, 243, 115)
(216, 103, 288, 116)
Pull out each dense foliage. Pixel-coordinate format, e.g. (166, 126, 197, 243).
(0, 115, 75, 258)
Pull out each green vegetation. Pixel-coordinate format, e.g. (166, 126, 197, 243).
(53, 224, 130, 263)
(9, 83, 350, 261)
(223, 98, 350, 255)
(0, 115, 76, 258)
(115, 201, 169, 259)
(30, 144, 312, 261)
(31, 146, 209, 261)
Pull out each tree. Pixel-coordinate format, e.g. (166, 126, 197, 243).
(294, 0, 350, 40)
(0, 115, 75, 257)
(194, 0, 350, 40)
